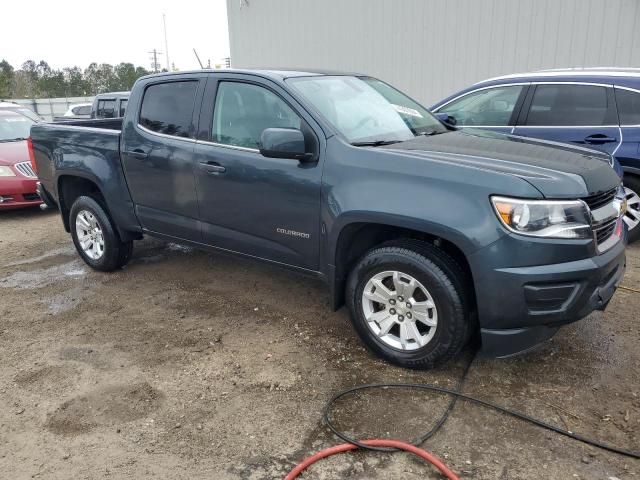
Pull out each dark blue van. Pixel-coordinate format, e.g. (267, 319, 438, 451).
(431, 68, 640, 241)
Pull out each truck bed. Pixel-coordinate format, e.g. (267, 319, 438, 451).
(51, 117, 123, 130)
(30, 118, 141, 241)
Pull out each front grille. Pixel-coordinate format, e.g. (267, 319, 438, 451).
(581, 187, 617, 210)
(22, 192, 40, 201)
(15, 162, 37, 178)
(594, 218, 617, 244)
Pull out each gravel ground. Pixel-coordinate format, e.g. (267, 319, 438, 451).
(0, 208, 638, 479)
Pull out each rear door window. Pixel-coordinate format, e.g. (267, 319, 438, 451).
(615, 88, 640, 125)
(139, 81, 198, 138)
(96, 99, 116, 118)
(437, 85, 524, 126)
(524, 84, 611, 126)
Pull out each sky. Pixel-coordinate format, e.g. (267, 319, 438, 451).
(0, 0, 230, 71)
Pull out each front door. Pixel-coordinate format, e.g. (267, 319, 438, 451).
(513, 83, 621, 158)
(192, 77, 324, 270)
(120, 77, 204, 241)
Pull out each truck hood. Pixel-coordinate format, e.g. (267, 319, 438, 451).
(0, 140, 29, 166)
(381, 129, 620, 198)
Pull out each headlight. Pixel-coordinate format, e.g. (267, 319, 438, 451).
(0, 166, 15, 177)
(491, 196, 592, 239)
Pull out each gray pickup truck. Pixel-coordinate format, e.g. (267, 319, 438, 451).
(31, 69, 627, 368)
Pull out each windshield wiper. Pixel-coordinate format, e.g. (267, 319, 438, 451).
(0, 137, 28, 143)
(416, 129, 446, 137)
(351, 139, 402, 147)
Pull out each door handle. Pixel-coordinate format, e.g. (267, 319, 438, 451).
(124, 149, 149, 159)
(199, 161, 226, 175)
(584, 134, 616, 144)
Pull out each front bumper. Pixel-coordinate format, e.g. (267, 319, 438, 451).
(472, 234, 626, 357)
(0, 177, 41, 210)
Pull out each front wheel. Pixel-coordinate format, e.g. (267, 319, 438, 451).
(70, 195, 133, 271)
(623, 176, 640, 243)
(346, 242, 470, 369)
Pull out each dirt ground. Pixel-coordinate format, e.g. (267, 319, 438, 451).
(0, 208, 638, 480)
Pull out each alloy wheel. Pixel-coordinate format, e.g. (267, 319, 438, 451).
(75, 209, 105, 260)
(361, 270, 438, 351)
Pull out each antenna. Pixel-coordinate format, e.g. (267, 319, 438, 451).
(193, 48, 204, 69)
(162, 14, 170, 71)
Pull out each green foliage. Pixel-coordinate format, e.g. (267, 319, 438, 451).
(0, 59, 151, 99)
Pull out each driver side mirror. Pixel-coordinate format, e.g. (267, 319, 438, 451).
(259, 128, 313, 162)
(434, 112, 457, 126)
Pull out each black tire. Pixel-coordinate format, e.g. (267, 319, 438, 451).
(346, 240, 470, 369)
(623, 175, 640, 244)
(69, 195, 133, 272)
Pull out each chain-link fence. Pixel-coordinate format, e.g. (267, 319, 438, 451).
(6, 97, 94, 122)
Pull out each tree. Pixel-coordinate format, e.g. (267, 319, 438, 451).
(63, 67, 88, 96)
(0, 60, 15, 98)
(20, 60, 39, 98)
(0, 60, 151, 99)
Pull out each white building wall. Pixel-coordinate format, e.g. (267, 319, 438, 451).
(227, 0, 640, 105)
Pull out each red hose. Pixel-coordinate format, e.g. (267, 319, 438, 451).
(284, 439, 460, 480)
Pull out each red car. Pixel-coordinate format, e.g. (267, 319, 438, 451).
(0, 111, 41, 210)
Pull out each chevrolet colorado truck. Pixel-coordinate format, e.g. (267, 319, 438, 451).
(30, 70, 627, 368)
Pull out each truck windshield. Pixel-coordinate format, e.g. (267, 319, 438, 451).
(0, 113, 34, 141)
(288, 76, 446, 144)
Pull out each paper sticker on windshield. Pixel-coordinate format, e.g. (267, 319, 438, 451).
(392, 104, 423, 118)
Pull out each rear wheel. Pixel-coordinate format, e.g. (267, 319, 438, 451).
(70, 195, 133, 271)
(346, 241, 470, 369)
(623, 175, 640, 243)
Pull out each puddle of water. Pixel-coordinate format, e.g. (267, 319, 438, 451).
(0, 260, 87, 289)
(166, 243, 194, 253)
(3, 246, 76, 267)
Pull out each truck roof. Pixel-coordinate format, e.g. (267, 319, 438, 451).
(139, 68, 363, 82)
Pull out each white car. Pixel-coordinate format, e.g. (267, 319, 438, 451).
(64, 103, 92, 118)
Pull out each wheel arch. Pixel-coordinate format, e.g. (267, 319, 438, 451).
(329, 218, 477, 312)
(56, 174, 141, 241)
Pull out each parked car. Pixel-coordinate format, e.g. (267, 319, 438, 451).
(430, 68, 640, 241)
(0, 111, 41, 209)
(0, 101, 43, 122)
(31, 70, 626, 368)
(64, 102, 92, 118)
(90, 92, 129, 119)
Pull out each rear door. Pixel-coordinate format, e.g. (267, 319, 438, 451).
(513, 83, 620, 157)
(191, 75, 324, 270)
(120, 76, 205, 241)
(433, 84, 529, 134)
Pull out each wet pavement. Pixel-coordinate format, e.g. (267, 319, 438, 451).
(0, 208, 638, 479)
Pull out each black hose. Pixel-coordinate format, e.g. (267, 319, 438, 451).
(323, 352, 640, 459)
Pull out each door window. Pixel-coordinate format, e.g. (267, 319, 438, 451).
(615, 88, 640, 126)
(524, 84, 610, 126)
(139, 81, 198, 138)
(212, 81, 301, 149)
(438, 85, 524, 126)
(96, 99, 116, 118)
(119, 99, 128, 117)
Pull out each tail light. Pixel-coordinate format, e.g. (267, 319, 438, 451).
(27, 136, 38, 175)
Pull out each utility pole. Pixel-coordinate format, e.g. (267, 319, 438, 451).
(193, 48, 204, 69)
(162, 14, 170, 71)
(148, 49, 163, 73)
